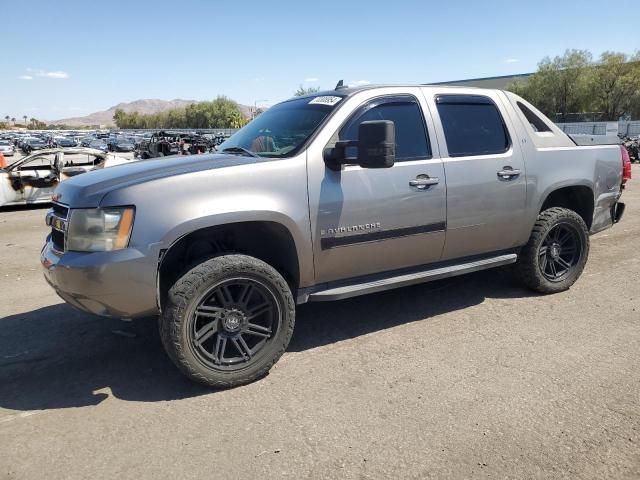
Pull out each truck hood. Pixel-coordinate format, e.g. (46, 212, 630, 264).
(53, 153, 272, 207)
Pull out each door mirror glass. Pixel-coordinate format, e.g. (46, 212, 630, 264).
(357, 120, 395, 169)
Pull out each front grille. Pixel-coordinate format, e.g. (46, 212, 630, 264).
(52, 203, 69, 218)
(49, 202, 69, 252)
(51, 229, 65, 252)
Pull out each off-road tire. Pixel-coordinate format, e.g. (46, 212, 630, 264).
(159, 254, 295, 388)
(514, 207, 589, 294)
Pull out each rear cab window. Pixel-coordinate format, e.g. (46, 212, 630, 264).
(435, 95, 511, 157)
(516, 101, 552, 133)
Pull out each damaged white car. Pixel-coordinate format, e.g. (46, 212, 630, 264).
(0, 147, 136, 207)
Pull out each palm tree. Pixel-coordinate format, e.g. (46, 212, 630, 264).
(4, 115, 9, 125)
(22, 115, 27, 126)
(11, 117, 15, 126)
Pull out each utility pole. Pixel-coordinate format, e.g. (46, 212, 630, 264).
(253, 99, 269, 120)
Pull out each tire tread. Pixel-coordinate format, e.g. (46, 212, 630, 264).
(159, 254, 295, 388)
(515, 207, 590, 294)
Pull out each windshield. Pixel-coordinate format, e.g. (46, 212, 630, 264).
(218, 95, 344, 157)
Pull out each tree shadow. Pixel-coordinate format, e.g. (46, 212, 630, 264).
(0, 268, 536, 411)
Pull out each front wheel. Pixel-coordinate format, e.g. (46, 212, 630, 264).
(160, 254, 295, 388)
(514, 207, 590, 294)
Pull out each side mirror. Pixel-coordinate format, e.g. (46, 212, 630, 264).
(323, 120, 395, 170)
(357, 120, 395, 169)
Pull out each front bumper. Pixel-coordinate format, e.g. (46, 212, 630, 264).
(41, 239, 159, 318)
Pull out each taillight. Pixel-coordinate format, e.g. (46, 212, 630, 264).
(621, 145, 632, 185)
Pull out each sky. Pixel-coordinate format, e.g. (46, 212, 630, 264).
(1, 0, 637, 121)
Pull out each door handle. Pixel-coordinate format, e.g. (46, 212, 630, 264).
(497, 167, 521, 179)
(409, 174, 439, 189)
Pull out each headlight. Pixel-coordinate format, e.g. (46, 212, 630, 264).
(67, 207, 135, 252)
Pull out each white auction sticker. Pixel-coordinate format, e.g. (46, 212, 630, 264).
(309, 96, 342, 106)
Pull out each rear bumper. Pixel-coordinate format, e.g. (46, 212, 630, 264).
(41, 239, 159, 318)
(612, 202, 625, 224)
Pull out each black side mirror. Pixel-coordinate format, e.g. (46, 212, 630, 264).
(357, 120, 395, 169)
(323, 120, 395, 170)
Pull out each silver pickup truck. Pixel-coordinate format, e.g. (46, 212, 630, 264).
(41, 85, 631, 387)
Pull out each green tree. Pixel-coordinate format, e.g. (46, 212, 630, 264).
(586, 51, 640, 120)
(506, 49, 592, 120)
(507, 48, 640, 121)
(294, 85, 321, 96)
(112, 97, 246, 129)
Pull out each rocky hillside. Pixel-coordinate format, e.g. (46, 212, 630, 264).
(51, 99, 252, 126)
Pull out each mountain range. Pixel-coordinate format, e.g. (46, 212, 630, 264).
(51, 99, 253, 126)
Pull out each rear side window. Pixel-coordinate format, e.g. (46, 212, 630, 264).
(340, 96, 431, 161)
(436, 95, 510, 157)
(517, 101, 552, 133)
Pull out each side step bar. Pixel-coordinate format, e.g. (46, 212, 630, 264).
(306, 253, 517, 302)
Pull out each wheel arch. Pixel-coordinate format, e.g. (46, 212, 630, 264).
(157, 220, 302, 312)
(538, 183, 595, 230)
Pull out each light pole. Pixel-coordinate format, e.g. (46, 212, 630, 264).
(253, 99, 269, 120)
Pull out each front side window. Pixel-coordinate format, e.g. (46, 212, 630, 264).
(339, 96, 431, 162)
(436, 95, 510, 157)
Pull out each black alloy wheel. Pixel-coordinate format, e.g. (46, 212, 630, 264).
(188, 277, 279, 371)
(160, 254, 295, 388)
(514, 207, 590, 294)
(538, 222, 583, 282)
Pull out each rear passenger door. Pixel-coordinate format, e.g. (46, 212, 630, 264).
(426, 91, 527, 260)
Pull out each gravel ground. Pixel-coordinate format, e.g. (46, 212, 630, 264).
(0, 166, 638, 479)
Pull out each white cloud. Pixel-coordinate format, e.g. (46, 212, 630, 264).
(37, 71, 69, 79)
(19, 69, 70, 79)
(304, 77, 319, 82)
(505, 58, 519, 63)
(349, 79, 371, 86)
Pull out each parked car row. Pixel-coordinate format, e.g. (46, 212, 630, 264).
(1, 129, 236, 159)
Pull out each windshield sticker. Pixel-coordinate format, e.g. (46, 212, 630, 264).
(309, 96, 342, 106)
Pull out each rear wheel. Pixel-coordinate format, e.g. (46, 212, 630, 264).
(160, 254, 295, 388)
(514, 207, 589, 294)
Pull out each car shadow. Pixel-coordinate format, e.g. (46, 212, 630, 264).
(0, 268, 537, 411)
(0, 203, 51, 213)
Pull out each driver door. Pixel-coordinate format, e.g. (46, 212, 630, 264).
(307, 92, 447, 283)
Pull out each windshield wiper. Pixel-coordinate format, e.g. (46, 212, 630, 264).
(221, 146, 259, 158)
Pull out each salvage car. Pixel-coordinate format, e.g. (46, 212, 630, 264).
(136, 131, 182, 158)
(88, 139, 109, 153)
(0, 147, 134, 207)
(0, 140, 15, 157)
(54, 136, 78, 148)
(21, 137, 48, 154)
(108, 137, 136, 152)
(42, 85, 630, 388)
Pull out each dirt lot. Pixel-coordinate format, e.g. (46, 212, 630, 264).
(1, 166, 639, 479)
